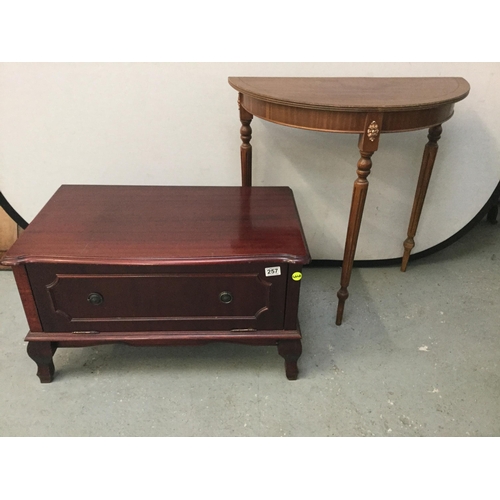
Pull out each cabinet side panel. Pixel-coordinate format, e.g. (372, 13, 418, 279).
(12, 264, 43, 331)
(283, 264, 304, 331)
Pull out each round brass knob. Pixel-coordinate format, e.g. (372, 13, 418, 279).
(87, 292, 104, 306)
(219, 291, 233, 304)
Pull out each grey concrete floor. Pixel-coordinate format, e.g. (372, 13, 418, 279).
(1, 220, 499, 437)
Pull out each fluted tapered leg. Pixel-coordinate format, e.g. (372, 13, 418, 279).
(336, 150, 374, 325)
(401, 124, 442, 271)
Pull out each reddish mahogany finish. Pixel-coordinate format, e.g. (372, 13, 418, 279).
(4, 185, 309, 266)
(229, 77, 470, 324)
(2, 185, 310, 382)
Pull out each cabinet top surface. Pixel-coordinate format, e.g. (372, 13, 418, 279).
(3, 185, 310, 266)
(228, 77, 470, 112)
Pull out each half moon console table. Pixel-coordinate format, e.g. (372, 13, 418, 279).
(228, 77, 470, 325)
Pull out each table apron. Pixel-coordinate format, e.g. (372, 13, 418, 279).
(240, 95, 455, 134)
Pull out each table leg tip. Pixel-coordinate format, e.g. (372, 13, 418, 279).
(401, 255, 410, 272)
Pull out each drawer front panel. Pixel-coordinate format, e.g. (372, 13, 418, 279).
(27, 264, 288, 332)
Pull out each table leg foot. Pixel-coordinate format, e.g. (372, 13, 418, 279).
(277, 339, 302, 380)
(27, 341, 57, 383)
(401, 237, 415, 272)
(336, 287, 349, 325)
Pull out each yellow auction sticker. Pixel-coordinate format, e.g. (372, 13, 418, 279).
(292, 272, 302, 281)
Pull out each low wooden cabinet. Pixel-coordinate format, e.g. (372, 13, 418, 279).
(2, 185, 310, 382)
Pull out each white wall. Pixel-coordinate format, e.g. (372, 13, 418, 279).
(0, 62, 498, 260)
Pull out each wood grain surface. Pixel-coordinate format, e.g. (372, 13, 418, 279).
(1, 185, 310, 266)
(228, 77, 470, 111)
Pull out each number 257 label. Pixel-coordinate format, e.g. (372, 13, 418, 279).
(265, 266, 281, 276)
